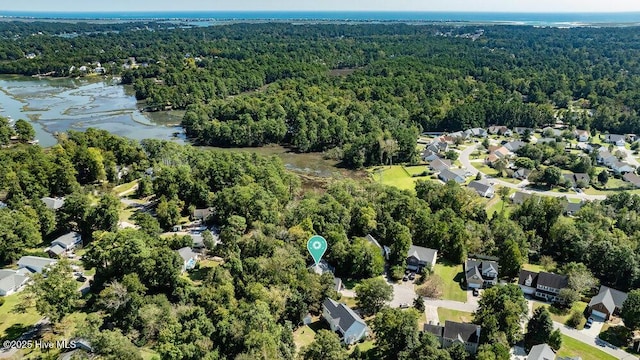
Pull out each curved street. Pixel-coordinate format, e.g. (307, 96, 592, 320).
(458, 143, 607, 201)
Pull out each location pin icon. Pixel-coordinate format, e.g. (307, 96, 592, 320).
(307, 235, 328, 266)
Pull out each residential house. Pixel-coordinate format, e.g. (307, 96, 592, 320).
(596, 149, 617, 166)
(485, 153, 500, 166)
(514, 127, 533, 136)
(406, 245, 438, 273)
(605, 134, 626, 146)
(611, 160, 635, 175)
(322, 298, 369, 345)
(176, 247, 199, 272)
(504, 140, 526, 152)
(429, 158, 452, 172)
(564, 201, 585, 216)
(192, 208, 213, 221)
(588, 285, 628, 320)
(310, 260, 335, 275)
(576, 142, 593, 153)
(464, 259, 499, 289)
(365, 234, 390, 260)
(627, 134, 638, 143)
(464, 128, 488, 138)
(0, 270, 29, 296)
(48, 232, 82, 258)
(421, 149, 440, 162)
(562, 173, 590, 188)
(438, 169, 467, 184)
(541, 127, 562, 137)
(510, 191, 534, 205)
(513, 168, 532, 180)
(488, 125, 512, 136)
(41, 196, 65, 210)
(449, 131, 468, 140)
(423, 321, 482, 354)
(333, 278, 344, 292)
(527, 343, 556, 360)
(427, 141, 449, 154)
(468, 181, 494, 198)
(518, 270, 569, 303)
(536, 137, 558, 145)
(574, 129, 590, 142)
(493, 146, 512, 158)
(624, 172, 640, 188)
(17, 256, 57, 274)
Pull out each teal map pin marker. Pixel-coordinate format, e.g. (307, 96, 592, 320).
(307, 235, 328, 266)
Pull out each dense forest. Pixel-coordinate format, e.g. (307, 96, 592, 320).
(2, 22, 640, 166)
(2, 129, 640, 358)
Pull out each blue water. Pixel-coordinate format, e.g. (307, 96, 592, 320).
(1, 11, 640, 25)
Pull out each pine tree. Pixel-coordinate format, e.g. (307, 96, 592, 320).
(525, 307, 554, 350)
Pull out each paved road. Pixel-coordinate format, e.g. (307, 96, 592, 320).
(458, 144, 607, 201)
(422, 298, 478, 313)
(553, 321, 636, 359)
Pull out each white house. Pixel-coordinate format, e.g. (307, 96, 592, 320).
(611, 161, 635, 175)
(48, 232, 82, 257)
(176, 247, 199, 273)
(0, 270, 29, 296)
(41, 196, 65, 210)
(17, 256, 57, 274)
(605, 134, 626, 146)
(574, 129, 590, 142)
(527, 344, 556, 360)
(322, 298, 368, 345)
(468, 181, 494, 198)
(438, 169, 467, 184)
(406, 245, 438, 272)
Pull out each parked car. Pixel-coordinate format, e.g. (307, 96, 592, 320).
(472, 288, 479, 296)
(402, 275, 409, 282)
(409, 273, 416, 281)
(76, 275, 87, 282)
(399, 303, 410, 309)
(585, 318, 593, 329)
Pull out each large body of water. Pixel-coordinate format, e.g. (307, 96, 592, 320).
(0, 76, 183, 147)
(1, 11, 640, 26)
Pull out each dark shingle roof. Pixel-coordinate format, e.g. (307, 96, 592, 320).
(468, 181, 492, 194)
(423, 323, 444, 337)
(323, 298, 366, 333)
(518, 270, 539, 287)
(537, 272, 569, 290)
(442, 321, 480, 344)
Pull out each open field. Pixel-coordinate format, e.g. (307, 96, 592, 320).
(368, 165, 433, 191)
(293, 319, 325, 352)
(432, 263, 466, 302)
(556, 334, 617, 360)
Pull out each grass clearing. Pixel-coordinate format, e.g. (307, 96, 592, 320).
(521, 263, 545, 273)
(437, 308, 474, 323)
(432, 263, 466, 302)
(113, 180, 139, 195)
(293, 319, 325, 351)
(140, 347, 160, 360)
(368, 165, 429, 191)
(533, 301, 588, 328)
(0, 293, 42, 341)
(556, 335, 617, 360)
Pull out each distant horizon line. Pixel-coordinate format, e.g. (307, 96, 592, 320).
(2, 10, 640, 14)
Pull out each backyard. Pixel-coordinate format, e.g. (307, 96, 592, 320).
(437, 308, 474, 323)
(0, 293, 41, 341)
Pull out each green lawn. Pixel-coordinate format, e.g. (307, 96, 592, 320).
(140, 348, 160, 360)
(0, 293, 42, 341)
(293, 319, 325, 352)
(432, 263, 466, 302)
(404, 165, 429, 176)
(113, 180, 139, 195)
(521, 263, 545, 273)
(369, 165, 429, 191)
(533, 301, 588, 329)
(556, 335, 617, 360)
(437, 308, 474, 323)
(340, 296, 358, 309)
(351, 340, 376, 354)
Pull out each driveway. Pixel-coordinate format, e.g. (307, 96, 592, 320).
(466, 288, 481, 308)
(581, 317, 605, 338)
(425, 306, 440, 325)
(422, 298, 478, 313)
(553, 321, 635, 359)
(389, 281, 417, 308)
(459, 144, 606, 201)
(617, 146, 640, 167)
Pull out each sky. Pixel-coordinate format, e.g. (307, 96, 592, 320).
(2, 0, 640, 13)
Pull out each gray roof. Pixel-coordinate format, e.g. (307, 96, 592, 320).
(176, 247, 197, 263)
(423, 323, 444, 337)
(430, 158, 452, 171)
(438, 168, 466, 183)
(505, 140, 526, 152)
(589, 286, 628, 314)
(527, 343, 556, 360)
(49, 244, 66, 255)
(192, 208, 212, 220)
(511, 191, 533, 205)
(323, 298, 366, 333)
(0, 270, 29, 293)
(0, 201, 6, 208)
(365, 234, 382, 250)
(466, 259, 498, 283)
(514, 168, 532, 179)
(407, 245, 438, 264)
(606, 134, 625, 142)
(565, 202, 584, 215)
(468, 181, 493, 195)
(310, 260, 334, 275)
(563, 173, 590, 187)
(41, 197, 65, 210)
(17, 256, 57, 272)
(442, 321, 480, 344)
(624, 172, 640, 186)
(52, 232, 81, 247)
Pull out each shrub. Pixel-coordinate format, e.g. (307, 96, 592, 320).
(389, 265, 405, 281)
(566, 310, 583, 328)
(416, 274, 444, 299)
